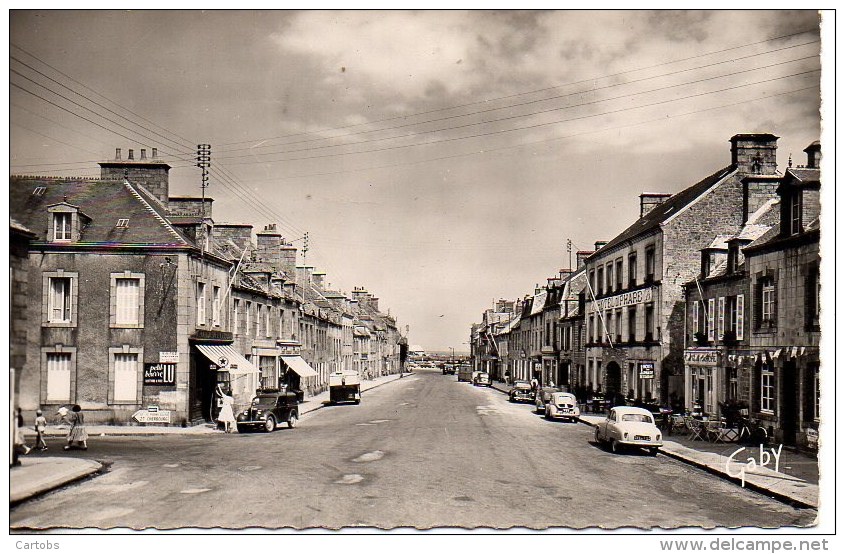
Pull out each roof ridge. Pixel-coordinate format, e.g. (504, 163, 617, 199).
(123, 180, 187, 244)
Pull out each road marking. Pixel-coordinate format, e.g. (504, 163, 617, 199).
(238, 465, 262, 472)
(180, 488, 212, 494)
(162, 463, 179, 468)
(335, 474, 364, 484)
(355, 422, 376, 426)
(353, 450, 385, 463)
(369, 419, 391, 424)
(476, 404, 502, 416)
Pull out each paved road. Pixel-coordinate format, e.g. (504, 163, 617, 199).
(11, 370, 816, 530)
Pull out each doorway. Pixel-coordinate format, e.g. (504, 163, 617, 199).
(606, 361, 622, 398)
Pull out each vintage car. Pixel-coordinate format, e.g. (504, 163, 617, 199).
(473, 372, 491, 387)
(329, 371, 361, 404)
(534, 387, 558, 414)
(236, 391, 299, 433)
(442, 364, 456, 375)
(544, 392, 580, 422)
(457, 365, 473, 382)
(508, 380, 534, 403)
(594, 406, 663, 455)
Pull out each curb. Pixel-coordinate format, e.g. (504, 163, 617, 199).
(10, 459, 105, 505)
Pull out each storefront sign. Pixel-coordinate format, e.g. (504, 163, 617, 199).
(639, 362, 655, 379)
(593, 287, 654, 311)
(132, 406, 172, 424)
(684, 350, 720, 366)
(144, 363, 176, 385)
(159, 351, 179, 363)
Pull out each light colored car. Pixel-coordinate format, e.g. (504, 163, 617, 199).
(544, 392, 580, 422)
(473, 372, 491, 386)
(594, 406, 663, 455)
(534, 388, 557, 414)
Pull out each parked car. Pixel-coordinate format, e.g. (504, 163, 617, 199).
(329, 371, 361, 404)
(442, 364, 456, 375)
(508, 380, 534, 403)
(543, 392, 580, 422)
(457, 365, 473, 382)
(236, 391, 299, 433)
(473, 372, 491, 386)
(534, 387, 558, 414)
(594, 406, 663, 455)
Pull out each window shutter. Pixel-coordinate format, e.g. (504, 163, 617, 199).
(736, 294, 744, 340)
(707, 298, 715, 341)
(772, 273, 779, 324)
(692, 301, 699, 334)
(717, 297, 725, 339)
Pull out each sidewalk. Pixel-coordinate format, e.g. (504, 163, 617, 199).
(11, 372, 411, 504)
(21, 372, 411, 438)
(490, 381, 818, 509)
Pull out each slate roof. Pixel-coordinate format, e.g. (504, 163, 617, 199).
(591, 166, 735, 256)
(10, 176, 190, 247)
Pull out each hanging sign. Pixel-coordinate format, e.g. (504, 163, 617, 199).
(639, 362, 655, 379)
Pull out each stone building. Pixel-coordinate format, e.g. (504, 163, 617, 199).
(584, 133, 782, 405)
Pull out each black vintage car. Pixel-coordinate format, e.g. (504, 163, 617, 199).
(237, 391, 299, 433)
(508, 380, 534, 403)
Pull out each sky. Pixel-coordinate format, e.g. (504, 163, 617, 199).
(6, 9, 825, 351)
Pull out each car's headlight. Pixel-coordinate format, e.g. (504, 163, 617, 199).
(624, 432, 629, 439)
(656, 433, 661, 441)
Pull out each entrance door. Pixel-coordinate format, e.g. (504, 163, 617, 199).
(781, 360, 798, 446)
(606, 361, 622, 398)
(189, 349, 219, 422)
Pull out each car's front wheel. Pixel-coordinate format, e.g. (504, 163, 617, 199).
(287, 412, 298, 429)
(237, 425, 249, 434)
(264, 415, 277, 433)
(611, 439, 622, 454)
(595, 427, 603, 445)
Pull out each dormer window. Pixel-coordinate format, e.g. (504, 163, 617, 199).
(701, 250, 711, 277)
(727, 243, 739, 273)
(54, 213, 72, 241)
(790, 190, 803, 235)
(33, 186, 46, 196)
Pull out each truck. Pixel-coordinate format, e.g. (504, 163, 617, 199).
(457, 365, 473, 383)
(329, 371, 361, 404)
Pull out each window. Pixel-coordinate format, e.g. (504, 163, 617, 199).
(806, 265, 820, 330)
(588, 315, 594, 343)
(597, 267, 604, 296)
(790, 191, 803, 235)
(645, 247, 655, 282)
(46, 352, 72, 402)
(616, 259, 623, 291)
(245, 301, 252, 336)
(736, 294, 744, 340)
(606, 263, 613, 293)
(111, 274, 144, 327)
(615, 309, 622, 343)
(762, 283, 775, 323)
(589, 270, 596, 296)
(761, 364, 775, 413)
(701, 251, 711, 277)
(233, 299, 241, 334)
(727, 243, 739, 273)
(812, 364, 820, 421)
(692, 301, 700, 335)
(628, 306, 637, 343)
(265, 306, 272, 337)
(212, 286, 221, 326)
(628, 253, 637, 287)
(645, 304, 654, 341)
(717, 297, 725, 340)
(53, 213, 72, 241)
(49, 277, 72, 323)
(196, 282, 206, 325)
(727, 367, 738, 400)
(707, 298, 715, 341)
(256, 304, 263, 336)
(116, 218, 130, 228)
(113, 353, 139, 403)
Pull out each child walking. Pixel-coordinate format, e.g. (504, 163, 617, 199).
(34, 409, 48, 451)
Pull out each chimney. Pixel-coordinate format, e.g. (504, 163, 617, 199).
(312, 271, 326, 289)
(370, 297, 380, 312)
(100, 146, 171, 207)
(279, 241, 297, 283)
(256, 224, 282, 271)
(559, 268, 573, 281)
(140, 148, 147, 160)
(594, 241, 607, 251)
(730, 133, 779, 175)
(803, 141, 821, 169)
(639, 193, 672, 218)
(576, 250, 594, 269)
(296, 266, 314, 288)
(214, 224, 253, 253)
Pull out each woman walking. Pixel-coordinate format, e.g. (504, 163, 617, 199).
(61, 404, 88, 450)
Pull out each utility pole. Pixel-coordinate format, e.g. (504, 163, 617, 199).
(567, 238, 572, 272)
(196, 144, 211, 253)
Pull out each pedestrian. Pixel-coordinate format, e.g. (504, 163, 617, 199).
(14, 408, 31, 456)
(34, 409, 48, 451)
(216, 384, 236, 433)
(61, 404, 88, 450)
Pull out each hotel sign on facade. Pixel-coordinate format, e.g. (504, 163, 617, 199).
(591, 287, 655, 312)
(684, 350, 720, 366)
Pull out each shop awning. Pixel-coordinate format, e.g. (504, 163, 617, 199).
(280, 355, 318, 378)
(196, 345, 260, 375)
